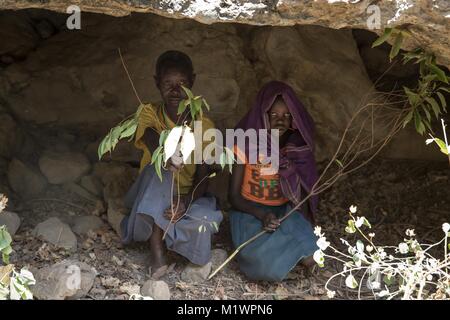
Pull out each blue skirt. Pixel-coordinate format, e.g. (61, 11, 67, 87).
(121, 164, 223, 266)
(229, 203, 318, 282)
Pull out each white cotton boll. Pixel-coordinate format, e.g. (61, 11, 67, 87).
(317, 237, 330, 251)
(398, 242, 409, 254)
(164, 126, 183, 163)
(180, 125, 196, 163)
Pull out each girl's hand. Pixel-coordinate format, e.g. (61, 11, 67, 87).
(167, 153, 184, 172)
(262, 213, 280, 232)
(163, 201, 187, 222)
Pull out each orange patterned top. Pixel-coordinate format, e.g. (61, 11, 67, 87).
(235, 145, 289, 206)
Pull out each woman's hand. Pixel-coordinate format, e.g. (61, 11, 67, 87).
(166, 152, 184, 172)
(262, 212, 280, 232)
(163, 200, 187, 222)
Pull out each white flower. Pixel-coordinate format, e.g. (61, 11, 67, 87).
(405, 229, 415, 237)
(379, 250, 387, 260)
(316, 237, 330, 251)
(366, 245, 373, 252)
(426, 274, 433, 281)
(378, 290, 390, 298)
(349, 205, 357, 214)
(425, 138, 435, 145)
(313, 250, 325, 267)
(345, 274, 358, 289)
(371, 281, 381, 290)
(369, 233, 375, 238)
(314, 226, 322, 237)
(442, 223, 450, 234)
(398, 242, 409, 254)
(355, 216, 365, 228)
(326, 290, 336, 299)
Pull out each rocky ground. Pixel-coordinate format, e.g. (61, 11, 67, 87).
(1, 157, 449, 300)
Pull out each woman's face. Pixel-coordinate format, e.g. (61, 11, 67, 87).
(156, 68, 193, 110)
(269, 98, 292, 136)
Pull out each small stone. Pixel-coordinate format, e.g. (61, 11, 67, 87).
(140, 280, 171, 300)
(30, 260, 97, 300)
(181, 262, 212, 282)
(71, 215, 105, 236)
(33, 217, 77, 251)
(120, 282, 140, 296)
(92, 200, 106, 216)
(210, 249, 228, 270)
(39, 151, 91, 184)
(107, 198, 127, 236)
(101, 276, 120, 288)
(0, 211, 21, 236)
(63, 182, 99, 203)
(7, 158, 47, 198)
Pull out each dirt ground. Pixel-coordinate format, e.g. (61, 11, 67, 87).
(8, 158, 450, 300)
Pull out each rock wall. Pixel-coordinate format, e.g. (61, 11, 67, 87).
(1, 1, 449, 70)
(0, 9, 448, 207)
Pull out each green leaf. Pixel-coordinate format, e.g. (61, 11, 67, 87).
(372, 28, 393, 48)
(414, 111, 425, 135)
(0, 227, 12, 251)
(425, 97, 440, 118)
(345, 220, 356, 234)
(429, 64, 449, 84)
(151, 146, 163, 164)
(335, 159, 344, 168)
(181, 86, 194, 100)
(403, 111, 414, 128)
(2, 253, 9, 265)
(159, 130, 169, 146)
(433, 138, 449, 155)
(436, 92, 447, 112)
(389, 32, 403, 61)
(155, 153, 163, 182)
(422, 105, 431, 122)
(362, 217, 372, 229)
(119, 123, 137, 140)
(404, 86, 419, 107)
(177, 99, 188, 115)
(202, 98, 210, 111)
(383, 274, 394, 286)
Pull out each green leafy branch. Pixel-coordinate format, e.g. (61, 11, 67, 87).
(372, 28, 449, 136)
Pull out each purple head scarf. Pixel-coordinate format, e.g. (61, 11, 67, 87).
(235, 81, 319, 223)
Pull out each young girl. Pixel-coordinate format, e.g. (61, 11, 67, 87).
(229, 81, 319, 282)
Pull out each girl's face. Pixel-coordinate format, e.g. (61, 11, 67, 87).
(269, 98, 292, 136)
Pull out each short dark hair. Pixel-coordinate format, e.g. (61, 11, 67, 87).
(155, 50, 194, 79)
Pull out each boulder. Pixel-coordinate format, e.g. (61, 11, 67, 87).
(107, 198, 127, 236)
(33, 217, 77, 251)
(39, 151, 91, 184)
(7, 158, 47, 198)
(140, 280, 171, 300)
(0, 211, 21, 236)
(80, 175, 103, 197)
(31, 260, 97, 300)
